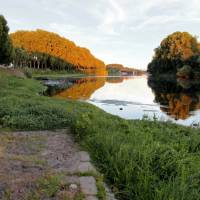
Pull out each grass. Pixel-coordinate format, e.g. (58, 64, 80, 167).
(37, 173, 65, 197)
(27, 68, 85, 78)
(26, 173, 85, 200)
(72, 171, 107, 200)
(0, 70, 200, 200)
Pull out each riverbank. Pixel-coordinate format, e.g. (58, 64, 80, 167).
(27, 68, 86, 79)
(0, 70, 200, 200)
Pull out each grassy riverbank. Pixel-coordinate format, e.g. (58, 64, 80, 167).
(0, 70, 200, 200)
(25, 68, 85, 79)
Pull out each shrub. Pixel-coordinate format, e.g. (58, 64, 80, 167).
(23, 68, 32, 78)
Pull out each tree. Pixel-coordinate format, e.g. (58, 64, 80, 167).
(148, 32, 200, 75)
(0, 15, 13, 64)
(10, 29, 107, 75)
(155, 32, 199, 61)
(10, 30, 107, 75)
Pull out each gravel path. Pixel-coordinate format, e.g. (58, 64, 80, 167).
(0, 129, 116, 200)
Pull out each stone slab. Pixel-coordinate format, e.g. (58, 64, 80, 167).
(78, 162, 96, 173)
(79, 176, 97, 195)
(78, 151, 90, 162)
(85, 195, 98, 200)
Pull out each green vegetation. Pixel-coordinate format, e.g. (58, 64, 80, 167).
(106, 64, 121, 75)
(26, 173, 85, 200)
(0, 14, 107, 76)
(12, 47, 79, 73)
(11, 29, 107, 75)
(176, 65, 192, 79)
(107, 67, 121, 76)
(1, 70, 200, 200)
(37, 173, 65, 197)
(30, 68, 85, 78)
(0, 15, 13, 64)
(73, 171, 106, 200)
(148, 32, 200, 78)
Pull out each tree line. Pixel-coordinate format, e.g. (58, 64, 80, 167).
(0, 15, 107, 75)
(12, 47, 76, 72)
(10, 29, 107, 75)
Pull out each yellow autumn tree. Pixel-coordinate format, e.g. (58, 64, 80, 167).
(10, 29, 107, 75)
(155, 32, 199, 61)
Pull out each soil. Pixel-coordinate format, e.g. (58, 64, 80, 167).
(0, 129, 88, 200)
(0, 66, 25, 78)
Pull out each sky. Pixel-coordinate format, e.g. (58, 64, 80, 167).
(1, 0, 200, 69)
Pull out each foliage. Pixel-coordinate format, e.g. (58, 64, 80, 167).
(23, 67, 32, 78)
(106, 66, 121, 75)
(0, 15, 13, 64)
(106, 64, 124, 70)
(106, 64, 145, 76)
(176, 65, 192, 78)
(148, 32, 200, 76)
(26, 173, 85, 200)
(10, 29, 107, 75)
(1, 70, 200, 200)
(37, 173, 64, 197)
(155, 32, 199, 61)
(12, 47, 78, 73)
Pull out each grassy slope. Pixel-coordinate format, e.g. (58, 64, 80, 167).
(31, 69, 85, 78)
(0, 70, 200, 200)
(23, 68, 85, 78)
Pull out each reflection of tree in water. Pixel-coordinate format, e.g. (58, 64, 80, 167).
(106, 76, 124, 83)
(106, 76, 139, 84)
(52, 76, 132, 100)
(54, 77, 106, 100)
(148, 76, 200, 120)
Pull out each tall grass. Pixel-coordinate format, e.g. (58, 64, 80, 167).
(0, 70, 200, 199)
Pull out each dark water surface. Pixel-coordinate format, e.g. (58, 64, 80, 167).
(43, 75, 200, 126)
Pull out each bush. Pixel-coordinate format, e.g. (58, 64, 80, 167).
(23, 68, 32, 78)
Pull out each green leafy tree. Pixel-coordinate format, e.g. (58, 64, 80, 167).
(0, 15, 13, 64)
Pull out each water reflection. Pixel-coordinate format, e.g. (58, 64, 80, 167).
(53, 77, 106, 100)
(43, 75, 200, 126)
(106, 76, 124, 83)
(148, 77, 200, 120)
(45, 76, 127, 100)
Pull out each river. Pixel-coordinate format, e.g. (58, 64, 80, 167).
(43, 75, 200, 126)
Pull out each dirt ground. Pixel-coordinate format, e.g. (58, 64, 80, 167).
(0, 129, 92, 200)
(0, 66, 25, 78)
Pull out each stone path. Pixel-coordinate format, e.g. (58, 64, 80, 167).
(0, 129, 116, 200)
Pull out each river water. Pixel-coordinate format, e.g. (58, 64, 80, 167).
(43, 75, 200, 126)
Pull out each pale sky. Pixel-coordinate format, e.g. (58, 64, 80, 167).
(1, 0, 200, 69)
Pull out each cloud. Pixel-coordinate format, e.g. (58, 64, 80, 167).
(130, 15, 179, 30)
(1, 0, 200, 68)
(98, 0, 126, 35)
